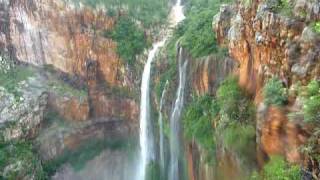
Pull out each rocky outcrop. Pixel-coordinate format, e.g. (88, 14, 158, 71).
(214, 0, 320, 163)
(0, 74, 47, 141)
(0, 0, 141, 128)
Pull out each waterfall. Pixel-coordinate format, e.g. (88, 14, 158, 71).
(158, 80, 169, 174)
(139, 40, 166, 180)
(169, 48, 188, 180)
(138, 0, 185, 179)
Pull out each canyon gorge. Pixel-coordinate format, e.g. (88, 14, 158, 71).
(0, 0, 319, 179)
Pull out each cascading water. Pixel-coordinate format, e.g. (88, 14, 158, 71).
(158, 80, 169, 174)
(138, 0, 185, 179)
(169, 48, 188, 180)
(139, 40, 166, 180)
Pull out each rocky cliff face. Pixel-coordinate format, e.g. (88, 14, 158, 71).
(0, 1, 141, 173)
(0, 74, 47, 141)
(0, 0, 140, 124)
(190, 55, 236, 95)
(214, 0, 320, 163)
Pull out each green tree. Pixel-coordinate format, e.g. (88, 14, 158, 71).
(252, 156, 301, 180)
(303, 80, 320, 123)
(263, 77, 287, 106)
(110, 16, 148, 65)
(183, 95, 219, 152)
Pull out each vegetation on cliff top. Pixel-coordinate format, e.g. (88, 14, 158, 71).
(178, 0, 231, 59)
(104, 16, 149, 65)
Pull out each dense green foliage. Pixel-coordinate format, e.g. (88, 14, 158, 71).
(299, 80, 320, 165)
(179, 9, 219, 58)
(183, 95, 219, 152)
(0, 141, 46, 179)
(251, 156, 301, 180)
(75, 0, 170, 27)
(162, 0, 231, 59)
(184, 0, 233, 15)
(216, 77, 256, 164)
(217, 77, 255, 124)
(106, 16, 149, 65)
(266, 0, 293, 16)
(222, 124, 256, 162)
(263, 77, 287, 106)
(183, 77, 256, 164)
(302, 80, 320, 123)
(313, 22, 320, 34)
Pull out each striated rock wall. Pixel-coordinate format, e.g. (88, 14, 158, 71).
(190, 55, 236, 95)
(214, 0, 320, 163)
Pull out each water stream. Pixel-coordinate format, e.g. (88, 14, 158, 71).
(138, 0, 185, 179)
(138, 39, 166, 180)
(158, 80, 169, 174)
(169, 48, 188, 180)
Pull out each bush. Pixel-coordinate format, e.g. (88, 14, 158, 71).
(313, 22, 320, 34)
(267, 0, 293, 16)
(180, 9, 219, 58)
(222, 124, 256, 163)
(183, 78, 256, 165)
(303, 80, 320, 123)
(251, 156, 301, 180)
(216, 77, 242, 120)
(217, 77, 255, 124)
(263, 77, 287, 106)
(184, 0, 233, 15)
(109, 16, 149, 65)
(183, 95, 219, 152)
(0, 141, 46, 179)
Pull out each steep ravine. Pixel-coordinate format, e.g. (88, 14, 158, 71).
(0, 0, 159, 179)
(0, 0, 319, 179)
